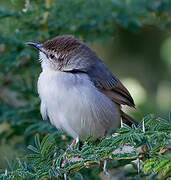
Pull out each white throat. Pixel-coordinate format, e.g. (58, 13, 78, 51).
(39, 51, 59, 71)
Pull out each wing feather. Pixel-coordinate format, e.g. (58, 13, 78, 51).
(86, 61, 135, 108)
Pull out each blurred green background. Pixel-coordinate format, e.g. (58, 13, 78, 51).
(0, 0, 170, 175)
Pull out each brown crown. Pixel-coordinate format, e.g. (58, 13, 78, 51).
(43, 35, 82, 54)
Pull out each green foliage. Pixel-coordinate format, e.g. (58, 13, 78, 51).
(143, 158, 171, 177)
(0, 113, 171, 179)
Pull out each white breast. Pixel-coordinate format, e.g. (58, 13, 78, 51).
(37, 67, 120, 140)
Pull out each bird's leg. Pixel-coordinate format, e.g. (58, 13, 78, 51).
(70, 139, 76, 148)
(120, 117, 123, 128)
(103, 160, 110, 176)
(70, 137, 79, 148)
(102, 117, 124, 175)
(54, 137, 79, 169)
(102, 131, 110, 176)
(137, 158, 140, 174)
(64, 173, 71, 180)
(59, 137, 80, 177)
(64, 174, 67, 180)
(135, 121, 144, 174)
(104, 130, 108, 138)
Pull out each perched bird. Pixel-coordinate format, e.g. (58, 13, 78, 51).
(26, 35, 137, 142)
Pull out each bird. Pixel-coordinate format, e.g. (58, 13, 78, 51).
(26, 35, 137, 143)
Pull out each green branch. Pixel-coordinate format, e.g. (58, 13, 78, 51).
(0, 113, 171, 179)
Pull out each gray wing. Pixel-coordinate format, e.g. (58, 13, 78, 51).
(85, 60, 138, 125)
(86, 60, 135, 107)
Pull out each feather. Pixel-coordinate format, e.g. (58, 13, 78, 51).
(85, 61, 135, 108)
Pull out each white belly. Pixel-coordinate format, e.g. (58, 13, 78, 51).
(38, 68, 120, 140)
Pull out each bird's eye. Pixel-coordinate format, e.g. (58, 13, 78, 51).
(50, 54, 55, 59)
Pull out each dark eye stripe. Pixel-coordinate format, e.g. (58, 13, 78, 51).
(50, 54, 55, 59)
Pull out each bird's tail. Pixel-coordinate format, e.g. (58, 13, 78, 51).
(120, 110, 139, 126)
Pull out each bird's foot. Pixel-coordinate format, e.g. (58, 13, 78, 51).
(70, 137, 79, 148)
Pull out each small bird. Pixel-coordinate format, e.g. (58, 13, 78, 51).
(26, 35, 137, 142)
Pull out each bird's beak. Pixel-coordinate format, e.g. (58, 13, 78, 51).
(25, 42, 48, 58)
(25, 42, 43, 50)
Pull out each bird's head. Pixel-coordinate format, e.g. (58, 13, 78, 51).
(26, 35, 98, 71)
